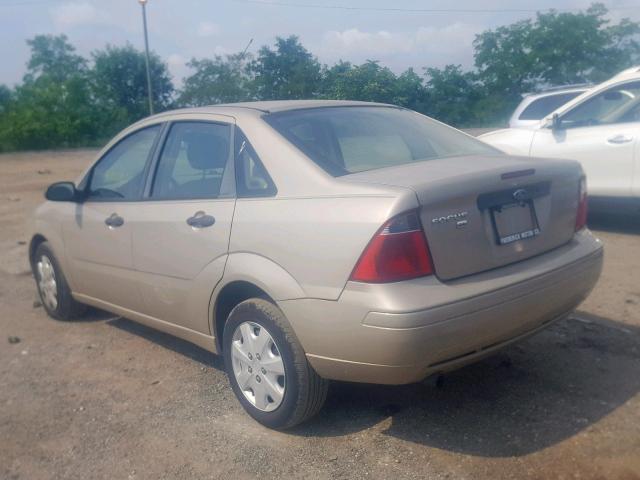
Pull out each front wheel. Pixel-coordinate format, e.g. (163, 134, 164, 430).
(32, 242, 86, 320)
(223, 298, 328, 429)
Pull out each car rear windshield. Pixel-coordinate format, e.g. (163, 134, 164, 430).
(518, 91, 583, 120)
(264, 106, 499, 176)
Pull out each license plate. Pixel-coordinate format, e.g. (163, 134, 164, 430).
(491, 201, 540, 245)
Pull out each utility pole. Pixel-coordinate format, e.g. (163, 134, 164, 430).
(139, 0, 154, 115)
(241, 38, 253, 58)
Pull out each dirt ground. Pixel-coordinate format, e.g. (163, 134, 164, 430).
(1, 149, 639, 480)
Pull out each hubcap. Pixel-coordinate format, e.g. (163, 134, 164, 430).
(37, 255, 58, 310)
(231, 321, 286, 412)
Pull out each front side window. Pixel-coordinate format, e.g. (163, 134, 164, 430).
(518, 91, 583, 120)
(88, 125, 161, 200)
(561, 81, 640, 128)
(265, 107, 499, 176)
(151, 122, 231, 199)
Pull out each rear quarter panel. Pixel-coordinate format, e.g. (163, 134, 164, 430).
(229, 194, 416, 300)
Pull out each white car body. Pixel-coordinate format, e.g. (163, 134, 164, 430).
(480, 66, 640, 204)
(509, 86, 590, 129)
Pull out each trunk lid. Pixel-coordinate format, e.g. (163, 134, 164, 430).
(344, 154, 582, 280)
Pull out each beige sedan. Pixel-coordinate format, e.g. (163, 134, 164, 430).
(30, 101, 603, 429)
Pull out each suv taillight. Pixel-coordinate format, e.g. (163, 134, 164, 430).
(350, 211, 433, 283)
(575, 176, 588, 231)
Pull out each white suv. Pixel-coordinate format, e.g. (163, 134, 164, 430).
(480, 66, 640, 209)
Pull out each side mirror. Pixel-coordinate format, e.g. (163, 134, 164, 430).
(45, 182, 82, 202)
(551, 113, 563, 131)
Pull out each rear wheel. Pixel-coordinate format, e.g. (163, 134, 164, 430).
(33, 242, 86, 320)
(223, 298, 328, 429)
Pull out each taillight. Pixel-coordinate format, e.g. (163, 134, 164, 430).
(350, 211, 433, 283)
(575, 176, 588, 231)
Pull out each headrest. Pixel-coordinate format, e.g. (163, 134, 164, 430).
(184, 131, 229, 171)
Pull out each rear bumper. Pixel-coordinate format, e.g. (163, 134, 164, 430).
(279, 230, 603, 384)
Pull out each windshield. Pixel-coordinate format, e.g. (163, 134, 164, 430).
(264, 107, 500, 176)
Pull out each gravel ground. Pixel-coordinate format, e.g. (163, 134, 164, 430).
(1, 149, 639, 480)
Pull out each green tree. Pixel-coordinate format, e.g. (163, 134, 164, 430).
(320, 60, 398, 103)
(0, 85, 11, 114)
(178, 53, 252, 106)
(0, 35, 98, 151)
(320, 62, 428, 112)
(423, 65, 486, 126)
(25, 34, 87, 83)
(0, 85, 13, 150)
(319, 60, 352, 98)
(91, 44, 174, 129)
(3, 77, 97, 150)
(3, 3, 640, 151)
(474, 3, 640, 108)
(250, 36, 321, 100)
(393, 68, 429, 112)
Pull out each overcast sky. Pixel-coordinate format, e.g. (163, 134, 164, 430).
(1, 0, 639, 87)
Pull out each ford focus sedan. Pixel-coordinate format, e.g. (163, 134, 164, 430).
(30, 100, 603, 429)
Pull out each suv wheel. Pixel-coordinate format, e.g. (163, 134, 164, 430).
(33, 242, 86, 320)
(223, 298, 328, 429)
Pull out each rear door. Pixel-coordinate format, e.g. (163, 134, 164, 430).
(63, 124, 162, 310)
(530, 80, 640, 197)
(129, 118, 236, 333)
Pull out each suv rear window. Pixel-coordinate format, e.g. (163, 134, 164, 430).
(518, 92, 583, 120)
(264, 107, 498, 176)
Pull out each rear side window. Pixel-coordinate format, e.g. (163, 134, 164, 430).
(265, 107, 498, 176)
(88, 125, 160, 200)
(234, 128, 276, 197)
(151, 122, 231, 199)
(518, 92, 583, 120)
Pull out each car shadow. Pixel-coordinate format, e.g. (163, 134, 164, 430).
(106, 316, 225, 371)
(100, 309, 640, 458)
(588, 210, 640, 235)
(52, 306, 114, 323)
(292, 312, 640, 457)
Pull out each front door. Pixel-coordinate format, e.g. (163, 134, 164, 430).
(129, 120, 235, 334)
(63, 124, 162, 310)
(531, 80, 640, 197)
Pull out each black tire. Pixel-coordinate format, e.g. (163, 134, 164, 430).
(223, 298, 328, 429)
(32, 242, 86, 320)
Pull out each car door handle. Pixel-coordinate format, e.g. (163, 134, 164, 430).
(186, 211, 215, 228)
(607, 134, 634, 144)
(104, 213, 124, 228)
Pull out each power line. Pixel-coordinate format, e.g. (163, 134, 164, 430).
(228, 0, 640, 14)
(1, 0, 639, 12)
(1, 0, 638, 14)
(0, 0, 54, 5)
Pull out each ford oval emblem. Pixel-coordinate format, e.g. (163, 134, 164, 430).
(513, 188, 528, 202)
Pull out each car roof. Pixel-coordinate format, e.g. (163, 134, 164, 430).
(609, 65, 640, 81)
(125, 100, 401, 140)
(148, 100, 396, 119)
(522, 85, 591, 99)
